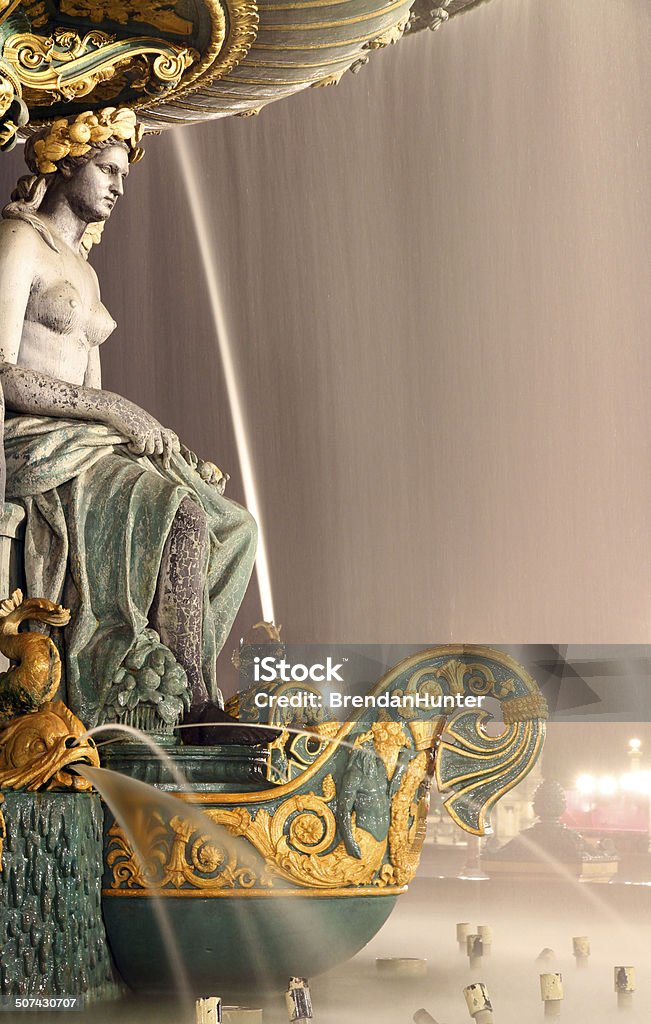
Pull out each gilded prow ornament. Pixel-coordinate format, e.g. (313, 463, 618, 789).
(104, 646, 548, 902)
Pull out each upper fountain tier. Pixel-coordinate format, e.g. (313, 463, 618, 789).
(0, 0, 493, 141)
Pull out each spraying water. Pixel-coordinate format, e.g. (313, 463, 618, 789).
(76, 763, 274, 1009)
(172, 130, 275, 624)
(78, 763, 197, 1012)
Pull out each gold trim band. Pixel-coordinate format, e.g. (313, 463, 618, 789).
(502, 693, 549, 724)
(258, 0, 407, 29)
(245, 54, 354, 67)
(263, 0, 357, 8)
(250, 34, 385, 48)
(102, 885, 407, 898)
(221, 73, 319, 84)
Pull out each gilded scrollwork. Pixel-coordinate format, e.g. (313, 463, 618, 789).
(106, 809, 261, 889)
(436, 710, 546, 835)
(0, 0, 259, 124)
(180, 0, 258, 92)
(104, 648, 547, 895)
(105, 751, 430, 893)
(2, 26, 199, 106)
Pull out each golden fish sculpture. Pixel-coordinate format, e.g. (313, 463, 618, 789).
(0, 590, 99, 793)
(0, 700, 99, 792)
(0, 589, 71, 723)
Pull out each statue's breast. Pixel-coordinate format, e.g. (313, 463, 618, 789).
(26, 279, 115, 348)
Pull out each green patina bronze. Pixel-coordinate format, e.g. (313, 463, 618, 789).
(103, 891, 398, 989)
(4, 415, 257, 732)
(0, 792, 121, 1002)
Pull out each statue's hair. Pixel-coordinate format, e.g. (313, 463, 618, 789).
(2, 135, 129, 256)
(23, 132, 129, 179)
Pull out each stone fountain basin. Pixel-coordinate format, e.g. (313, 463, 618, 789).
(100, 743, 398, 989)
(102, 890, 397, 990)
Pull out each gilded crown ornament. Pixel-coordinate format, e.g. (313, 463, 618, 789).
(33, 106, 144, 174)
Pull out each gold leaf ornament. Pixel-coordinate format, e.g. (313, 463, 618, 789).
(68, 122, 92, 143)
(32, 106, 144, 174)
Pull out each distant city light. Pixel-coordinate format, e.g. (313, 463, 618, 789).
(598, 775, 618, 796)
(576, 774, 595, 795)
(629, 738, 642, 752)
(621, 771, 651, 795)
(574, 770, 651, 797)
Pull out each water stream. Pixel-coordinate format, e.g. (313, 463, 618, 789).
(171, 130, 275, 625)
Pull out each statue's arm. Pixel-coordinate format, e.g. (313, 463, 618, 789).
(0, 221, 33, 367)
(83, 347, 101, 389)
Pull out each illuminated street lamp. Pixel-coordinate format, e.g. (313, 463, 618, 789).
(628, 738, 642, 774)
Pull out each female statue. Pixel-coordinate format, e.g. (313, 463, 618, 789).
(0, 108, 257, 739)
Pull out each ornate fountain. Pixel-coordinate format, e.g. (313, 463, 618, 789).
(0, 0, 546, 1004)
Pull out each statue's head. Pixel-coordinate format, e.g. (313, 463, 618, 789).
(3, 107, 144, 254)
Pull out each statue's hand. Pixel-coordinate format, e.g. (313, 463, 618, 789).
(107, 396, 180, 464)
(160, 428, 181, 470)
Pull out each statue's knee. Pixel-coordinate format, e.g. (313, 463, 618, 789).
(238, 508, 258, 555)
(174, 497, 209, 546)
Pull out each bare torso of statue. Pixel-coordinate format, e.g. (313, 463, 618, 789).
(2, 218, 115, 385)
(0, 110, 258, 742)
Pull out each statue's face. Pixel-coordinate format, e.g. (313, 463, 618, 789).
(62, 143, 129, 224)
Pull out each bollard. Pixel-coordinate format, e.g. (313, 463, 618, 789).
(457, 922, 474, 954)
(614, 967, 635, 1011)
(536, 949, 556, 965)
(413, 1010, 440, 1024)
(285, 978, 313, 1024)
(478, 926, 492, 957)
(572, 936, 590, 970)
(466, 934, 483, 970)
(463, 982, 493, 1024)
(196, 997, 222, 1024)
(540, 973, 563, 1017)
